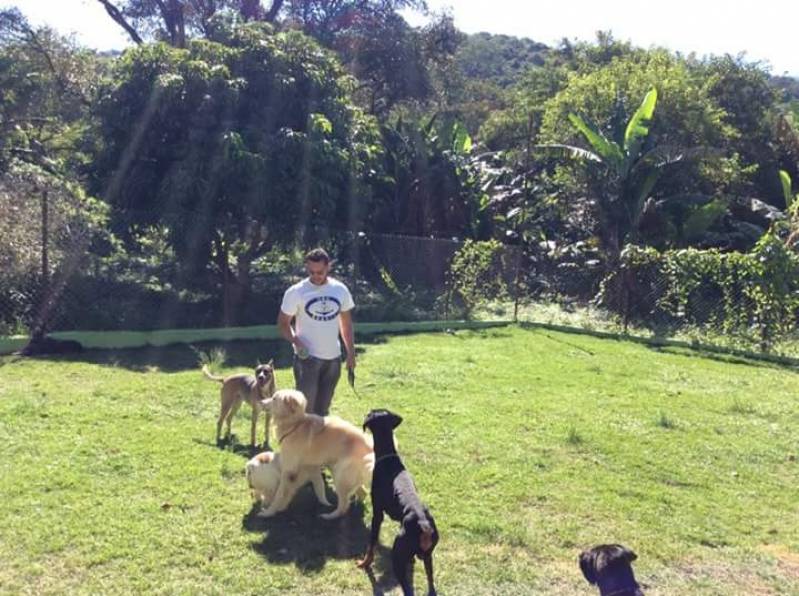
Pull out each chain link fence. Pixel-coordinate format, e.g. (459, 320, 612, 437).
(3, 219, 799, 359)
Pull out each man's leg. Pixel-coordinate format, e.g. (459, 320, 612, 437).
(314, 357, 342, 416)
(293, 356, 323, 415)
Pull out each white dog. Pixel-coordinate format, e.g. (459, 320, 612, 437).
(245, 451, 331, 509)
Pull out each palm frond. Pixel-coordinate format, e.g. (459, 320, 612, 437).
(533, 143, 602, 162)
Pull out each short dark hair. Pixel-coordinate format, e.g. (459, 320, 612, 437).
(304, 248, 330, 264)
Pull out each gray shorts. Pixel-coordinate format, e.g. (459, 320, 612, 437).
(293, 355, 342, 416)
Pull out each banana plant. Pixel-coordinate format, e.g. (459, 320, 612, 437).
(779, 169, 799, 247)
(539, 87, 721, 260)
(780, 169, 798, 214)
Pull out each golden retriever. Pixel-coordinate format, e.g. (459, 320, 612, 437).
(259, 389, 374, 519)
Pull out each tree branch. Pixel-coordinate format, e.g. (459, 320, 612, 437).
(23, 27, 93, 108)
(96, 0, 144, 45)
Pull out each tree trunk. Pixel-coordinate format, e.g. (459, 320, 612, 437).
(216, 245, 254, 328)
(221, 271, 250, 328)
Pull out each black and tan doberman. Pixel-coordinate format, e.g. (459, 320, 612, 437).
(358, 409, 438, 596)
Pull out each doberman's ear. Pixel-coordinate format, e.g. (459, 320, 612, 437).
(620, 545, 637, 563)
(362, 409, 376, 432)
(579, 550, 598, 584)
(390, 412, 403, 428)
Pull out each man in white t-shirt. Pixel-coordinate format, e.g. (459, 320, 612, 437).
(277, 248, 356, 416)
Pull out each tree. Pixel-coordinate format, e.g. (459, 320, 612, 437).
(698, 55, 785, 204)
(96, 0, 422, 48)
(91, 20, 381, 324)
(96, 0, 286, 47)
(281, 0, 425, 46)
(342, 12, 460, 117)
(96, 1, 460, 116)
(0, 9, 107, 339)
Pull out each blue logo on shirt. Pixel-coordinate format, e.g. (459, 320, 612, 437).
(305, 296, 341, 321)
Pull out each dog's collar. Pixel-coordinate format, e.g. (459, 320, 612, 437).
(278, 423, 301, 444)
(375, 453, 400, 465)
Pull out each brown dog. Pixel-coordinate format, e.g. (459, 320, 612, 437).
(202, 361, 276, 448)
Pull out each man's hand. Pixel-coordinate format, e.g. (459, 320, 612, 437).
(346, 350, 356, 371)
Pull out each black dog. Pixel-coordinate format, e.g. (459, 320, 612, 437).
(358, 409, 438, 596)
(579, 544, 643, 596)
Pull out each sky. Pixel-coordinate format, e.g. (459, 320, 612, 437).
(5, 0, 798, 76)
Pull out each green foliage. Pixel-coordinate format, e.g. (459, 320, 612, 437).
(0, 14, 109, 334)
(445, 239, 508, 318)
(192, 345, 227, 370)
(617, 238, 799, 351)
(697, 56, 785, 202)
(455, 32, 548, 88)
(779, 169, 797, 212)
(539, 57, 734, 258)
(370, 113, 492, 237)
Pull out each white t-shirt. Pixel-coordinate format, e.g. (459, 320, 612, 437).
(280, 277, 355, 359)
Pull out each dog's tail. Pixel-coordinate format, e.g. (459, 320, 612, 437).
(202, 365, 225, 383)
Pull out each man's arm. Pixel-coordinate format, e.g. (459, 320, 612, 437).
(339, 309, 356, 369)
(277, 311, 305, 350)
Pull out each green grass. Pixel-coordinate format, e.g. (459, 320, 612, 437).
(1, 326, 798, 594)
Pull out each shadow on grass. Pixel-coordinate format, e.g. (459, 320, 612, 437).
(646, 344, 799, 373)
(18, 336, 388, 373)
(8, 326, 515, 373)
(191, 436, 269, 459)
(448, 327, 513, 340)
(241, 487, 395, 591)
(0, 355, 22, 368)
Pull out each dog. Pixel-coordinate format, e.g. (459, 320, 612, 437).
(202, 361, 276, 448)
(579, 544, 644, 596)
(358, 409, 438, 596)
(258, 389, 373, 520)
(245, 450, 331, 509)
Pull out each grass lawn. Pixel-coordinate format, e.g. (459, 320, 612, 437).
(1, 325, 798, 595)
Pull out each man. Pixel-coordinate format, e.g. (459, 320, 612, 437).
(278, 248, 356, 416)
